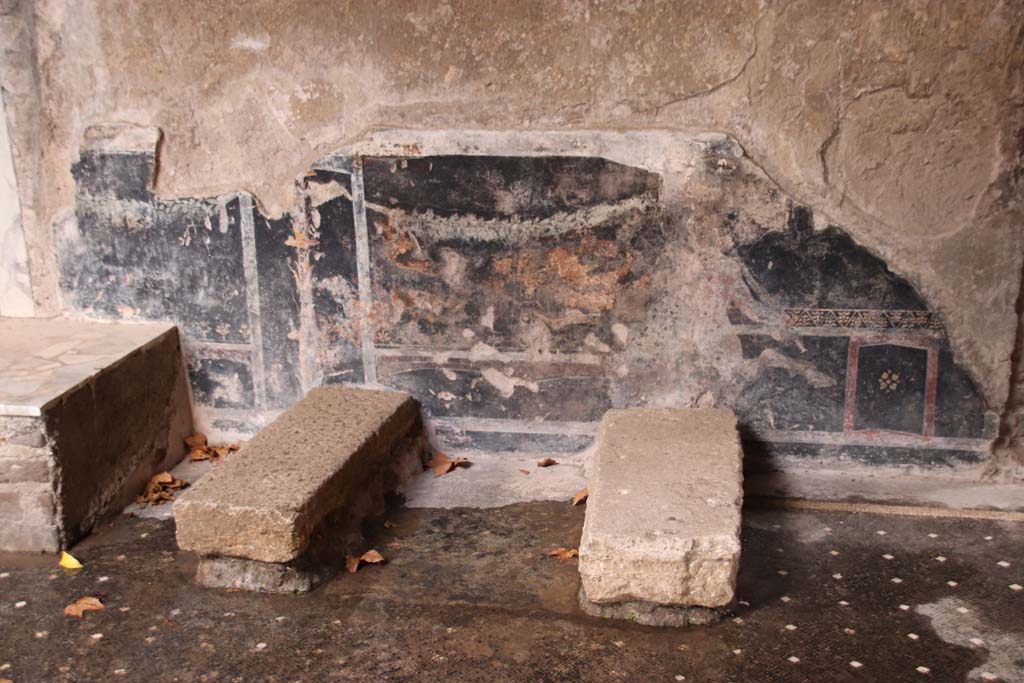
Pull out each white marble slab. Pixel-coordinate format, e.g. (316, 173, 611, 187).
(0, 317, 176, 415)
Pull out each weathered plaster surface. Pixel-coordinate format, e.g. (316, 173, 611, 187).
(0, 0, 1022, 467)
(0, 96, 32, 316)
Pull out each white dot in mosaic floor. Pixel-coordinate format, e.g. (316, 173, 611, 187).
(14, 601, 25, 608)
(1010, 584, 1022, 591)
(917, 666, 931, 674)
(843, 628, 856, 635)
(908, 633, 919, 640)
(90, 633, 103, 640)
(140, 533, 148, 538)
(785, 624, 797, 631)
(980, 674, 998, 681)
(119, 606, 130, 613)
(674, 676, 685, 681)
(98, 576, 109, 582)
(928, 533, 938, 538)
(255, 643, 267, 650)
(34, 631, 47, 638)
(830, 550, 840, 556)
(780, 596, 791, 603)
(0, 572, 8, 578)
(787, 656, 800, 664)
(114, 669, 127, 676)
(832, 573, 843, 580)
(777, 570, 788, 576)
(876, 530, 887, 536)
(956, 607, 969, 614)
(824, 527, 832, 532)
(732, 617, 744, 625)
(48, 574, 56, 581)
(144, 636, 156, 644)
(984, 536, 993, 541)
(838, 600, 850, 606)
(899, 604, 911, 611)
(947, 581, 958, 587)
(733, 649, 742, 655)
(116, 555, 126, 561)
(997, 561, 1010, 568)
(969, 638, 985, 647)
(850, 661, 863, 669)
(934, 556, 946, 562)
(883, 554, 895, 560)
(891, 577, 904, 584)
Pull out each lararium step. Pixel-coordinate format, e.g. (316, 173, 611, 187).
(174, 386, 426, 592)
(578, 408, 743, 626)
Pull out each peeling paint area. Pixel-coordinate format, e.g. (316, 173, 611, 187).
(57, 128, 996, 469)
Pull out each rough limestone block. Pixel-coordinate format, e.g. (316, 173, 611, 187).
(0, 318, 192, 551)
(175, 386, 422, 565)
(579, 408, 743, 615)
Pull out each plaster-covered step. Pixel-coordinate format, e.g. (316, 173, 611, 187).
(578, 408, 743, 626)
(0, 317, 191, 551)
(174, 386, 426, 592)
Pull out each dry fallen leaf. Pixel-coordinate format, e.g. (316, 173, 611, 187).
(547, 547, 579, 563)
(184, 432, 208, 449)
(64, 596, 105, 618)
(572, 488, 589, 506)
(346, 549, 386, 573)
(136, 471, 189, 506)
(537, 458, 558, 468)
(59, 551, 83, 569)
(187, 440, 242, 463)
(425, 452, 469, 477)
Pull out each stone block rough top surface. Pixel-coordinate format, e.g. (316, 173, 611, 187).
(579, 408, 743, 608)
(174, 386, 418, 563)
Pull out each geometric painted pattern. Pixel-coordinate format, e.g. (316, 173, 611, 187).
(784, 309, 944, 332)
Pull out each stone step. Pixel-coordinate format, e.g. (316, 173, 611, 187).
(0, 317, 191, 551)
(174, 386, 426, 591)
(578, 408, 743, 626)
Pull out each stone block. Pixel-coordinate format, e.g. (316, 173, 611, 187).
(0, 481, 55, 526)
(175, 386, 424, 566)
(0, 318, 192, 550)
(0, 523, 59, 552)
(0, 447, 50, 483)
(578, 408, 743, 615)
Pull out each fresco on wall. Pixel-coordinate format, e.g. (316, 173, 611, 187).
(57, 130, 995, 468)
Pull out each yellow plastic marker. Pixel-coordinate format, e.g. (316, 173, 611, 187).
(58, 551, 83, 569)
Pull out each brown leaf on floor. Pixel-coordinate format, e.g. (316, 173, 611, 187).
(537, 458, 558, 468)
(346, 549, 387, 573)
(64, 596, 105, 618)
(425, 452, 469, 477)
(518, 469, 530, 475)
(136, 471, 189, 506)
(572, 488, 589, 506)
(547, 547, 579, 562)
(188, 440, 243, 463)
(184, 432, 207, 449)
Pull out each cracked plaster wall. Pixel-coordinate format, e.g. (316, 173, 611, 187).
(1, 0, 1022, 470)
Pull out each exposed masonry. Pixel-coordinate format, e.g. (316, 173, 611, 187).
(56, 127, 995, 471)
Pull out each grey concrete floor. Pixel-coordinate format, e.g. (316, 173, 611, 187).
(1, 501, 1022, 683)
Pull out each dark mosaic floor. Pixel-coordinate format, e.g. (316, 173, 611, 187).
(0, 502, 1022, 683)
